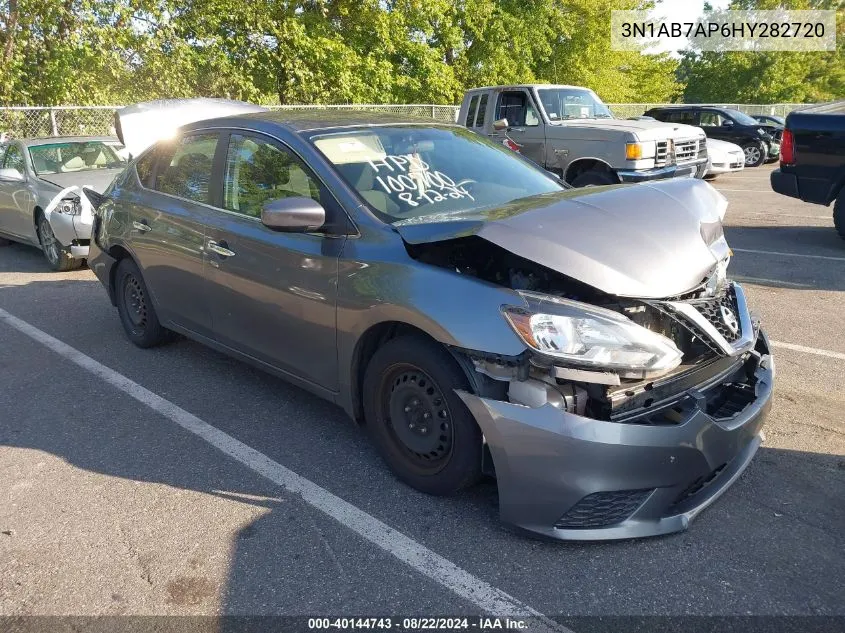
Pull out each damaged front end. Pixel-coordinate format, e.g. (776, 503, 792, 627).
(407, 234, 773, 540)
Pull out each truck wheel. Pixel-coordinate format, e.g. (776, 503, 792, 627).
(571, 169, 617, 187)
(742, 141, 766, 167)
(362, 335, 483, 496)
(834, 192, 845, 241)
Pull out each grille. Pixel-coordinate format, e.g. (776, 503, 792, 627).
(707, 382, 757, 419)
(674, 138, 699, 163)
(655, 141, 669, 167)
(671, 464, 727, 509)
(554, 489, 653, 529)
(686, 288, 742, 343)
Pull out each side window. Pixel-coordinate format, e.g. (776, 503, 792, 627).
(3, 144, 24, 173)
(134, 148, 161, 187)
(496, 91, 540, 127)
(699, 111, 722, 127)
(464, 96, 479, 127)
(475, 94, 489, 128)
(154, 133, 218, 204)
(223, 134, 321, 218)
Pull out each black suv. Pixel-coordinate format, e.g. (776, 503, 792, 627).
(644, 106, 780, 168)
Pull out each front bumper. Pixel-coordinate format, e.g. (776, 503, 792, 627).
(617, 158, 707, 183)
(458, 331, 773, 541)
(707, 157, 745, 175)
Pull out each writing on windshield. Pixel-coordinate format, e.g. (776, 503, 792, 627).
(537, 88, 614, 121)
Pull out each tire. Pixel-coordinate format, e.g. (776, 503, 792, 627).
(570, 169, 617, 187)
(834, 192, 845, 241)
(362, 335, 483, 496)
(703, 174, 718, 181)
(114, 258, 172, 348)
(37, 214, 82, 271)
(742, 141, 766, 167)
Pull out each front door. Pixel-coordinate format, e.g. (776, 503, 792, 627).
(493, 90, 546, 167)
(202, 131, 342, 390)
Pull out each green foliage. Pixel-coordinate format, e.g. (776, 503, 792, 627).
(0, 0, 839, 107)
(678, 0, 844, 103)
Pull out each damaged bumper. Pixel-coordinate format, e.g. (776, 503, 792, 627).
(457, 331, 773, 541)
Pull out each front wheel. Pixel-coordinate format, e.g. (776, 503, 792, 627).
(742, 141, 766, 167)
(834, 192, 845, 240)
(570, 169, 617, 187)
(115, 258, 173, 348)
(362, 336, 483, 496)
(38, 215, 82, 271)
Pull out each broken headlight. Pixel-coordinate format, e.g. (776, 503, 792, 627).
(54, 198, 81, 215)
(502, 291, 683, 379)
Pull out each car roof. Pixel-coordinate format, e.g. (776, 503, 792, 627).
(183, 109, 451, 134)
(17, 135, 120, 147)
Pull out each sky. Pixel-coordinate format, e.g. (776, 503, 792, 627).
(646, 0, 733, 55)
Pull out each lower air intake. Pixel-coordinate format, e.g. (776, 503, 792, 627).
(554, 489, 653, 529)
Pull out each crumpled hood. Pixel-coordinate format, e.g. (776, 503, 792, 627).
(38, 168, 125, 194)
(396, 178, 730, 299)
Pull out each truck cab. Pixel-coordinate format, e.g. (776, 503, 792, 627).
(459, 85, 708, 187)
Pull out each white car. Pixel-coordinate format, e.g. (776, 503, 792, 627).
(705, 138, 745, 179)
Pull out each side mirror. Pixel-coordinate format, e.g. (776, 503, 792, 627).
(492, 118, 509, 131)
(261, 196, 325, 232)
(721, 119, 734, 127)
(0, 167, 24, 182)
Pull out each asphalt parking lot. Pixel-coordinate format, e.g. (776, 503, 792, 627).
(1, 164, 843, 626)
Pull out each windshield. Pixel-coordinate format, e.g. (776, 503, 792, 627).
(310, 126, 563, 223)
(28, 141, 127, 175)
(723, 109, 760, 126)
(537, 88, 614, 121)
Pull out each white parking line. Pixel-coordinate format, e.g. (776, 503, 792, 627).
(0, 307, 569, 632)
(732, 248, 845, 262)
(727, 211, 831, 220)
(717, 188, 780, 193)
(770, 340, 845, 362)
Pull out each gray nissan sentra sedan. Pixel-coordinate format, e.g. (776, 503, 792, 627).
(86, 110, 773, 540)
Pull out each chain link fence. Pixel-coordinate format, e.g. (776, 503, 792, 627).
(0, 102, 810, 138)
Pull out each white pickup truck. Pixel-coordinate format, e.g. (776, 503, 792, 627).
(459, 84, 708, 187)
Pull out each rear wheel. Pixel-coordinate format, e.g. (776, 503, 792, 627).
(742, 141, 766, 167)
(115, 258, 172, 348)
(362, 336, 483, 496)
(38, 215, 82, 271)
(834, 192, 845, 241)
(570, 169, 617, 187)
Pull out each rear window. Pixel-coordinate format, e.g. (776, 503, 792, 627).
(475, 94, 488, 128)
(464, 95, 479, 127)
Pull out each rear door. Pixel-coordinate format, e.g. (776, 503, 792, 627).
(493, 89, 546, 166)
(121, 132, 220, 337)
(202, 131, 343, 390)
(0, 143, 34, 239)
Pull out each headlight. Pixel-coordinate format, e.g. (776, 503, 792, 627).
(502, 292, 683, 379)
(625, 141, 656, 160)
(55, 198, 81, 215)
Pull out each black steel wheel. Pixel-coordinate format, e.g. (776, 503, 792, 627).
(363, 336, 483, 495)
(834, 191, 845, 241)
(115, 258, 172, 348)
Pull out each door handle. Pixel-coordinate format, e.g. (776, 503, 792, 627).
(510, 127, 526, 133)
(206, 240, 236, 258)
(132, 220, 151, 233)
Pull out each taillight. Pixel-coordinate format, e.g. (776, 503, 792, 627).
(780, 129, 795, 164)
